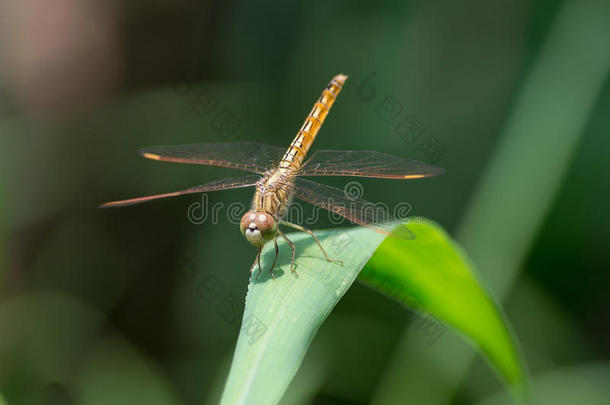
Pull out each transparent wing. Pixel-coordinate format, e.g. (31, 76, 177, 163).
(300, 150, 445, 179)
(99, 175, 260, 208)
(139, 142, 286, 174)
(291, 178, 415, 239)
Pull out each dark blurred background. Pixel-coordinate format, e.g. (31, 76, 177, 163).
(1, 1, 609, 404)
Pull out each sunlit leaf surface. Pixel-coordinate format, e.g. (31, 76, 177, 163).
(220, 218, 525, 404)
(220, 226, 388, 405)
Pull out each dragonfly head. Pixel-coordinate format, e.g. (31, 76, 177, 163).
(240, 211, 277, 247)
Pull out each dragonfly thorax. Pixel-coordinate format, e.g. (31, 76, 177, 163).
(240, 211, 277, 247)
(252, 170, 294, 218)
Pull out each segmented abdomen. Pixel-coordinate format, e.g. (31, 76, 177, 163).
(278, 74, 348, 171)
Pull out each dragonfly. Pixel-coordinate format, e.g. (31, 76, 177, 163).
(101, 74, 445, 278)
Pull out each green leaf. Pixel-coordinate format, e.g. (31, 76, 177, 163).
(358, 218, 526, 395)
(220, 226, 388, 405)
(220, 219, 525, 404)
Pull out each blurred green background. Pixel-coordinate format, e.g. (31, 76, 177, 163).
(1, 0, 609, 404)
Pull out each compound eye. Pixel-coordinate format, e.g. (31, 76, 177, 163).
(240, 212, 258, 234)
(256, 213, 274, 232)
(239, 211, 277, 247)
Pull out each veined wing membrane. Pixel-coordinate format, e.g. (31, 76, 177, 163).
(139, 142, 286, 174)
(300, 150, 445, 179)
(99, 175, 260, 208)
(291, 178, 415, 239)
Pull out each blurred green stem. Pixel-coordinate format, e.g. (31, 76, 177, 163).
(457, 0, 610, 296)
(0, 221, 6, 295)
(372, 0, 610, 403)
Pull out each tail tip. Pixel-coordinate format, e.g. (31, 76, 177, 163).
(334, 73, 349, 83)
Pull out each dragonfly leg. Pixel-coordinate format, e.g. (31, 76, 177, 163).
(268, 237, 280, 279)
(280, 221, 344, 266)
(251, 247, 262, 280)
(277, 228, 298, 277)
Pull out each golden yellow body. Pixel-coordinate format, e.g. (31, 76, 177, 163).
(252, 74, 348, 219)
(100, 72, 444, 278)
